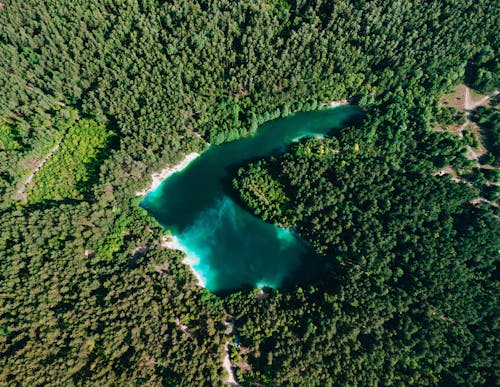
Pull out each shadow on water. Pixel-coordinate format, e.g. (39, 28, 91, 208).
(141, 106, 364, 293)
(220, 108, 364, 206)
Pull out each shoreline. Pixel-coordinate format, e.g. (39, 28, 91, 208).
(136, 152, 200, 196)
(324, 99, 349, 108)
(142, 105, 350, 292)
(136, 102, 346, 197)
(140, 151, 206, 288)
(160, 235, 206, 287)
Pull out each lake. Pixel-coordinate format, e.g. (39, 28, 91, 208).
(141, 106, 362, 293)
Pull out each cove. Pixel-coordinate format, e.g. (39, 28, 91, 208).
(140, 106, 362, 293)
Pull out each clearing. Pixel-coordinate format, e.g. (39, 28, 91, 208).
(15, 140, 63, 202)
(439, 84, 498, 162)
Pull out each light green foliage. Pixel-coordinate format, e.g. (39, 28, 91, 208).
(28, 118, 114, 203)
(0, 123, 22, 151)
(0, 111, 70, 204)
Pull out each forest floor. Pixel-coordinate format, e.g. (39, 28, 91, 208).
(439, 84, 496, 144)
(438, 85, 499, 207)
(462, 86, 498, 161)
(439, 85, 498, 162)
(15, 140, 62, 202)
(440, 84, 495, 112)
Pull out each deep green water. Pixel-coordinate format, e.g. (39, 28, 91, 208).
(141, 106, 362, 293)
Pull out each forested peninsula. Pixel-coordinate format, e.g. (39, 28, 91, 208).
(0, 1, 498, 385)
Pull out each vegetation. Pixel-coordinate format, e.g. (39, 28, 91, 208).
(232, 97, 498, 384)
(28, 116, 115, 203)
(0, 108, 71, 205)
(0, 0, 498, 385)
(474, 106, 500, 166)
(467, 48, 500, 93)
(433, 105, 466, 126)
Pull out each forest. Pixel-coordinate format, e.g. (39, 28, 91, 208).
(232, 94, 498, 385)
(0, 0, 498, 385)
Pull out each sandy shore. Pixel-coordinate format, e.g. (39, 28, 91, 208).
(326, 99, 349, 108)
(136, 152, 200, 196)
(182, 255, 206, 288)
(160, 235, 206, 287)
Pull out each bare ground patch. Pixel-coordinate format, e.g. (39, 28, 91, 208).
(440, 84, 468, 113)
(439, 85, 497, 163)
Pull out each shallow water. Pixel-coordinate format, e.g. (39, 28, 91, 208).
(141, 106, 362, 293)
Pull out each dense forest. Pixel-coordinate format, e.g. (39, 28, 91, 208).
(0, 0, 498, 385)
(232, 94, 498, 384)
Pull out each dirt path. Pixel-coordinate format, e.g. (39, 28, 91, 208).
(464, 86, 472, 112)
(464, 86, 498, 112)
(471, 94, 494, 109)
(461, 86, 499, 161)
(438, 86, 499, 207)
(434, 166, 462, 183)
(17, 141, 62, 201)
(223, 342, 239, 386)
(470, 197, 499, 208)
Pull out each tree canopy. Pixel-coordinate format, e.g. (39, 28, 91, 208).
(0, 0, 498, 385)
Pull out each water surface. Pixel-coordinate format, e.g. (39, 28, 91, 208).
(141, 106, 362, 293)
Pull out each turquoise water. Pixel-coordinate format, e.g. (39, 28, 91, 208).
(141, 106, 362, 293)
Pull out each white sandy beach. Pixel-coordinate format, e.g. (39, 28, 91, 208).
(182, 256, 206, 287)
(136, 152, 200, 196)
(160, 235, 206, 287)
(326, 99, 348, 108)
(140, 152, 207, 287)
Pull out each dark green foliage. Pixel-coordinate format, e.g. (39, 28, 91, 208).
(434, 106, 466, 126)
(463, 129, 479, 148)
(232, 99, 498, 385)
(482, 168, 499, 182)
(467, 47, 500, 93)
(0, 203, 227, 385)
(474, 106, 500, 165)
(0, 0, 498, 385)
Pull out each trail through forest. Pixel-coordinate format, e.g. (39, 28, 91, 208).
(16, 140, 62, 201)
(462, 85, 497, 127)
(464, 86, 498, 111)
(457, 86, 497, 161)
(223, 342, 239, 386)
